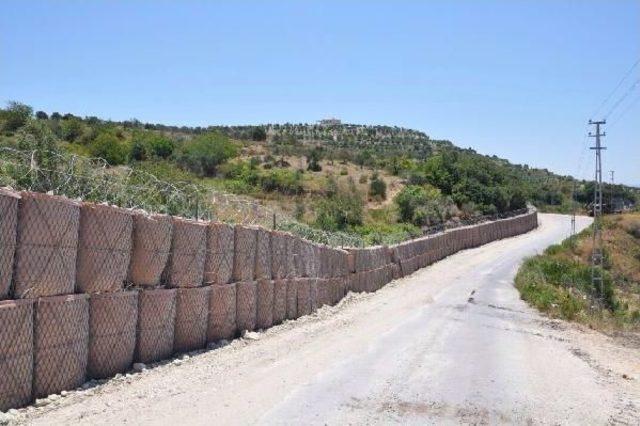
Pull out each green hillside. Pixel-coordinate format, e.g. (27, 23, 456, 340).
(1, 101, 637, 245)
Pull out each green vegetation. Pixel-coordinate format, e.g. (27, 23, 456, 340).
(1, 101, 637, 246)
(515, 213, 640, 331)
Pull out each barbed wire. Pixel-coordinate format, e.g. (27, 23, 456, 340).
(0, 147, 365, 247)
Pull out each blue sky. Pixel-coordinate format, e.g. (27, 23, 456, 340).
(1, 1, 639, 185)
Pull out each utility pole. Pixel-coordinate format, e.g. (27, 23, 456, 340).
(588, 119, 606, 305)
(609, 170, 615, 213)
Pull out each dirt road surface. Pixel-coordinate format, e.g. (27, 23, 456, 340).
(17, 214, 640, 425)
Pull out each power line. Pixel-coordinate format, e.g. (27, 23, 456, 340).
(604, 76, 640, 119)
(591, 57, 640, 118)
(607, 92, 640, 130)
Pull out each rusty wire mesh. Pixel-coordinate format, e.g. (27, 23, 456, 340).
(235, 281, 257, 333)
(207, 284, 236, 341)
(296, 278, 312, 317)
(285, 279, 298, 320)
(33, 294, 89, 399)
(127, 213, 172, 287)
(76, 203, 133, 294)
(163, 218, 207, 288)
(203, 222, 234, 285)
(233, 226, 257, 282)
(254, 228, 272, 280)
(88, 291, 138, 379)
(256, 279, 274, 330)
(13, 191, 80, 299)
(270, 231, 287, 279)
(0, 188, 19, 299)
(0, 299, 33, 411)
(272, 279, 287, 325)
(135, 289, 176, 364)
(174, 287, 210, 353)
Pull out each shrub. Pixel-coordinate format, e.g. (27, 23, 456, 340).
(0, 101, 32, 132)
(89, 131, 129, 165)
(176, 132, 238, 177)
(369, 174, 387, 200)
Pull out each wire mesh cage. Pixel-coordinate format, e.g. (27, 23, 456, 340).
(0, 188, 19, 299)
(203, 222, 235, 285)
(296, 278, 312, 317)
(33, 294, 89, 399)
(13, 191, 80, 299)
(87, 291, 138, 379)
(233, 226, 257, 282)
(272, 279, 287, 325)
(0, 299, 33, 411)
(207, 284, 236, 341)
(76, 203, 133, 294)
(285, 279, 298, 320)
(256, 279, 274, 330)
(163, 218, 207, 288)
(128, 213, 173, 287)
(270, 231, 288, 280)
(235, 281, 257, 333)
(135, 289, 176, 364)
(254, 228, 272, 280)
(174, 287, 210, 353)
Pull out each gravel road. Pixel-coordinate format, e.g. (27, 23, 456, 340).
(17, 214, 640, 425)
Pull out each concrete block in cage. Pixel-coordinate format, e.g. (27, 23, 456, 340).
(165, 218, 207, 288)
(207, 284, 236, 341)
(0, 299, 33, 411)
(127, 213, 172, 287)
(88, 291, 137, 379)
(135, 289, 176, 364)
(174, 287, 210, 353)
(254, 228, 272, 280)
(285, 279, 297, 320)
(203, 222, 234, 285)
(235, 281, 257, 333)
(0, 188, 19, 300)
(76, 203, 133, 294)
(34, 294, 89, 399)
(272, 279, 287, 325)
(256, 279, 274, 330)
(13, 192, 80, 299)
(296, 278, 311, 317)
(233, 225, 257, 282)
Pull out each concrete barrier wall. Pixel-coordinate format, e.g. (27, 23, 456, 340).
(0, 188, 538, 411)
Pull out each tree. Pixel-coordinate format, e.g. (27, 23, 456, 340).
(307, 147, 322, 172)
(176, 132, 238, 176)
(1, 101, 33, 132)
(15, 119, 58, 169)
(50, 112, 62, 120)
(315, 192, 363, 231)
(251, 127, 267, 141)
(369, 173, 387, 200)
(35, 111, 49, 120)
(89, 131, 129, 165)
(60, 117, 85, 142)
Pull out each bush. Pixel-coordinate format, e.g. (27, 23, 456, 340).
(260, 169, 303, 195)
(130, 131, 174, 161)
(89, 131, 129, 165)
(369, 174, 387, 200)
(315, 192, 364, 231)
(1, 101, 33, 132)
(176, 132, 238, 176)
